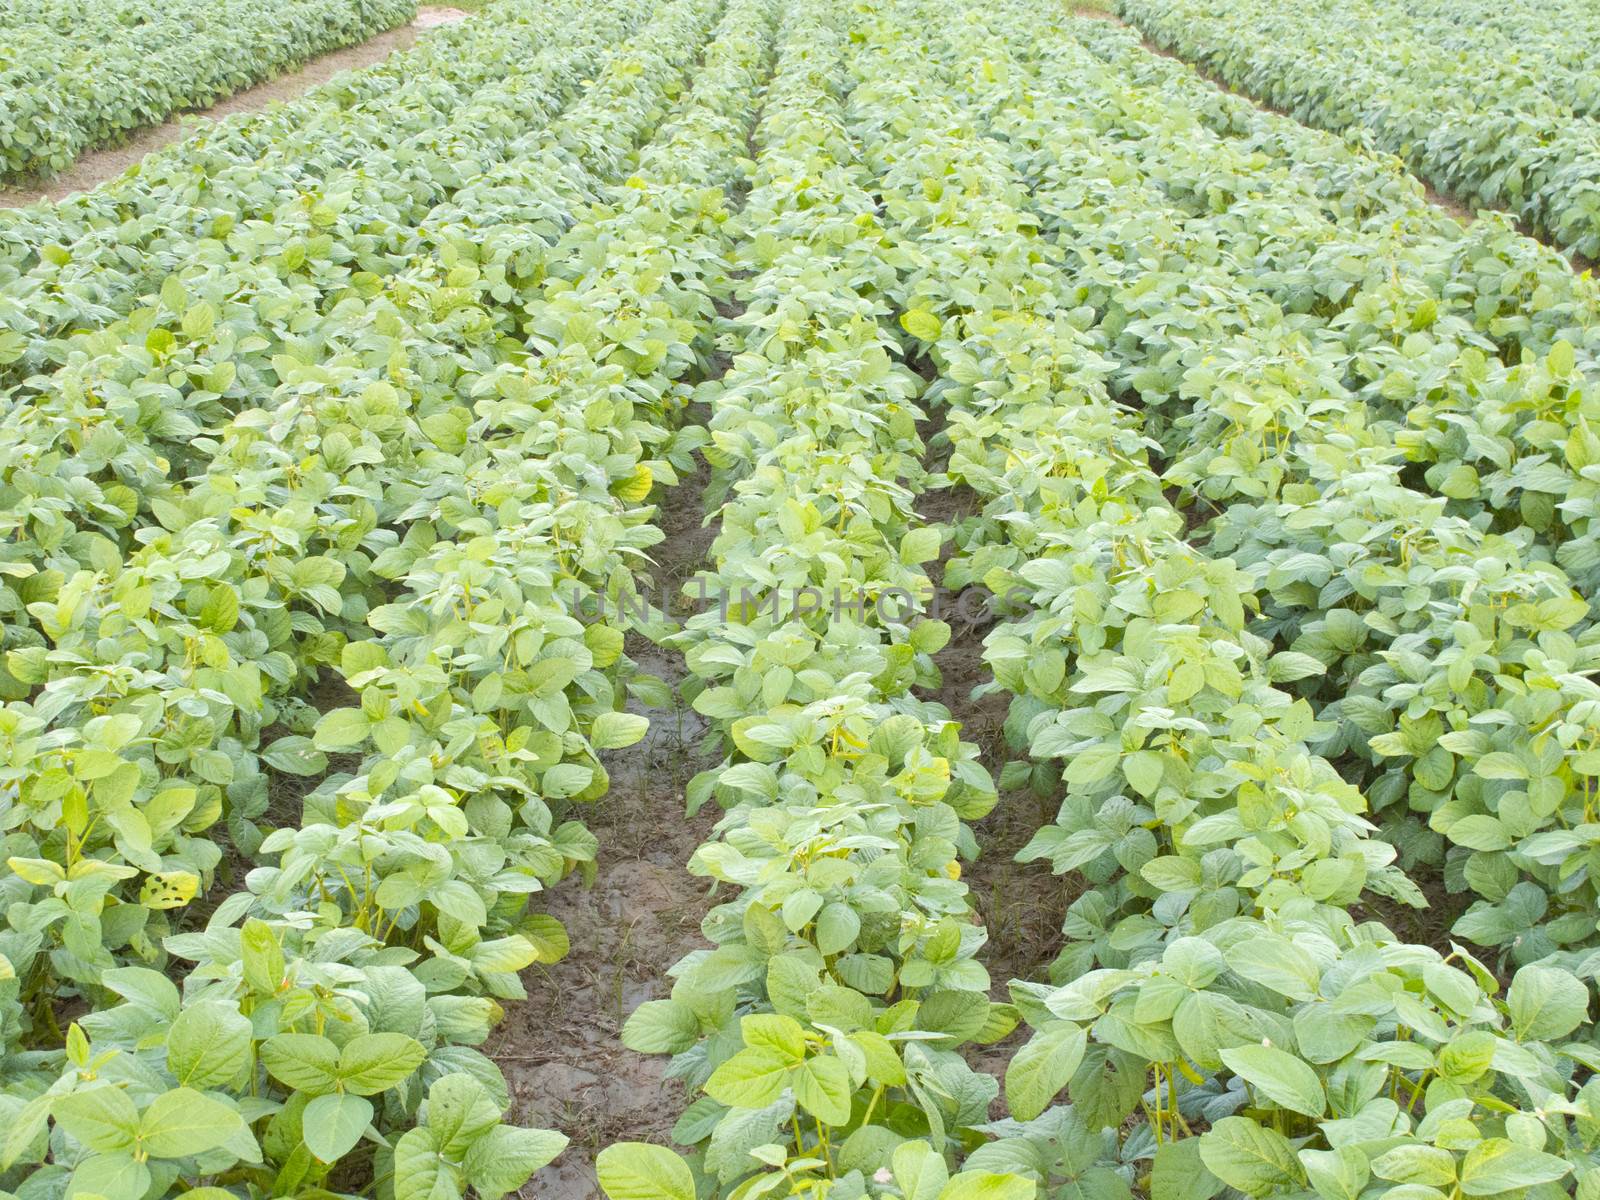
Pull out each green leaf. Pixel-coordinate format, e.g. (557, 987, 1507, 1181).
(263, 735, 326, 777)
(814, 901, 861, 955)
(138, 1088, 244, 1159)
(596, 1143, 696, 1200)
(1199, 1117, 1304, 1196)
(1064, 743, 1120, 785)
(1300, 1145, 1370, 1200)
(312, 707, 370, 751)
(1371, 1144, 1457, 1188)
(621, 999, 700, 1054)
(1507, 964, 1588, 1041)
(67, 1153, 151, 1200)
(424, 1075, 501, 1158)
(260, 1033, 341, 1095)
(1228, 936, 1320, 1000)
(166, 1001, 252, 1089)
(53, 1088, 140, 1154)
(936, 1173, 1036, 1200)
(1473, 752, 1528, 780)
(741, 1013, 807, 1063)
(182, 302, 216, 339)
(894, 1140, 951, 1200)
(1123, 750, 1165, 797)
(1005, 1023, 1086, 1121)
(1448, 814, 1510, 851)
(2, 1093, 52, 1169)
(1173, 990, 1250, 1070)
(592, 711, 650, 750)
(240, 918, 285, 995)
(705, 1046, 792, 1110)
(900, 526, 943, 565)
(394, 1127, 459, 1200)
(102, 968, 180, 1019)
(1219, 1045, 1326, 1118)
(339, 1032, 428, 1094)
(1152, 1139, 1222, 1200)
(464, 1125, 569, 1200)
(302, 1094, 373, 1163)
(1459, 1139, 1572, 1196)
(793, 1054, 852, 1125)
(900, 309, 942, 341)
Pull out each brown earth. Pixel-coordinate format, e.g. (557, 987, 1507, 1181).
(493, 448, 727, 1200)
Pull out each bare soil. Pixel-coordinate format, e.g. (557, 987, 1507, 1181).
(0, 7, 471, 209)
(916, 442, 1073, 1115)
(413, 5, 472, 26)
(1424, 184, 1476, 225)
(493, 448, 725, 1200)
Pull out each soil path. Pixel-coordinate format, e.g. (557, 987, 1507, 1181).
(0, 6, 469, 209)
(495, 448, 724, 1200)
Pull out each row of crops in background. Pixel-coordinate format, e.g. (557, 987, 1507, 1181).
(0, 0, 417, 183)
(7, 0, 1600, 1196)
(1113, 0, 1600, 260)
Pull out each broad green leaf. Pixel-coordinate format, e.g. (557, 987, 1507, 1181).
(1219, 1045, 1326, 1118)
(1300, 1145, 1370, 1200)
(260, 1033, 341, 1095)
(592, 711, 649, 750)
(167, 1001, 252, 1089)
(339, 1032, 428, 1094)
(793, 1054, 852, 1125)
(102, 968, 180, 1019)
(424, 1074, 501, 1158)
(463, 1125, 569, 1200)
(1459, 1139, 1572, 1196)
(394, 1127, 459, 1200)
(302, 1094, 373, 1163)
(53, 1088, 140, 1154)
(596, 1143, 696, 1200)
(138, 1088, 244, 1159)
(894, 1140, 951, 1200)
(1371, 1144, 1457, 1187)
(621, 999, 700, 1054)
(937, 1173, 1036, 1200)
(67, 1152, 151, 1200)
(705, 1047, 792, 1110)
(1228, 936, 1320, 1000)
(1152, 1139, 1222, 1200)
(1005, 1024, 1086, 1121)
(1507, 965, 1588, 1041)
(901, 309, 942, 341)
(1199, 1118, 1304, 1196)
(814, 902, 861, 955)
(313, 707, 370, 751)
(741, 1013, 807, 1063)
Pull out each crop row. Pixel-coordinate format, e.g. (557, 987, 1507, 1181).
(882, 0, 1600, 1193)
(0, 0, 652, 379)
(0, 0, 417, 183)
(600, 1, 1033, 1196)
(0, 0, 654, 1016)
(1113, 0, 1600, 261)
(976, 18, 1600, 973)
(0, 0, 792, 1196)
(8, 0, 1600, 1197)
(603, 0, 1600, 1196)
